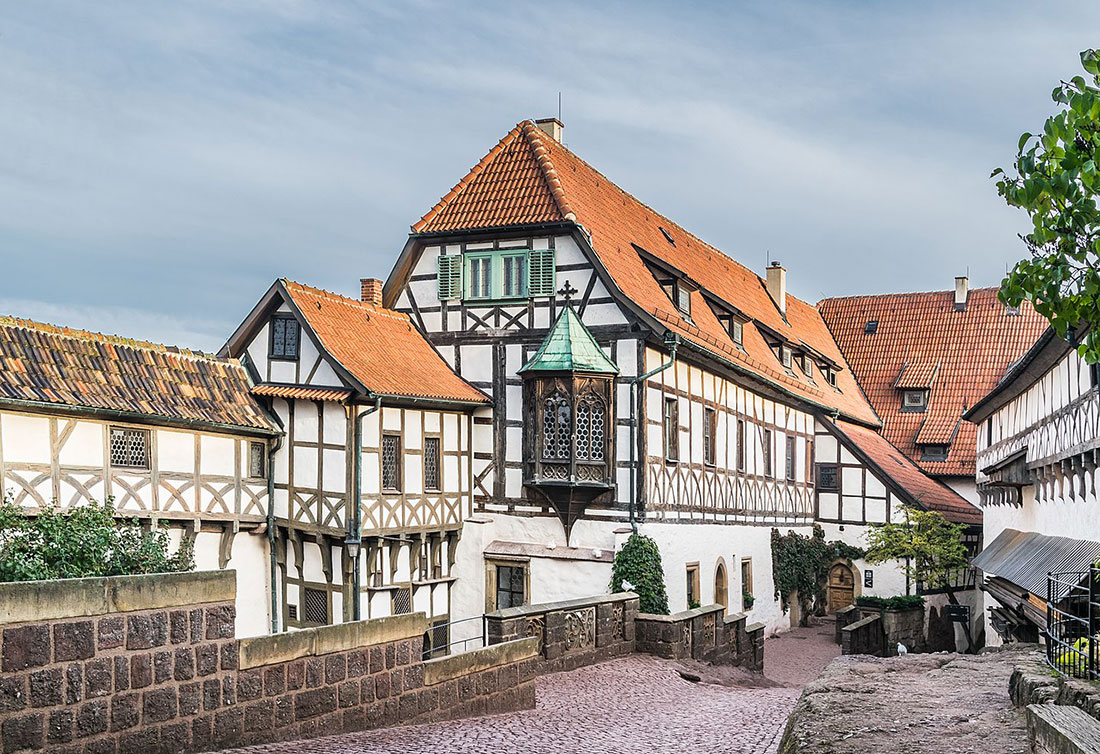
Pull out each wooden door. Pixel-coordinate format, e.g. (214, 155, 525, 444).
(827, 563, 855, 613)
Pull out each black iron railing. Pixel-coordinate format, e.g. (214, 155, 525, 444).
(1046, 568, 1100, 679)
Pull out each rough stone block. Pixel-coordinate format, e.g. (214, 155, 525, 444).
(154, 650, 173, 683)
(222, 675, 236, 705)
(264, 665, 286, 697)
(142, 687, 177, 723)
(54, 621, 96, 662)
(118, 727, 158, 754)
(110, 692, 140, 732)
(238, 670, 263, 702)
(47, 708, 74, 744)
(203, 678, 221, 711)
(244, 699, 274, 732)
(190, 609, 204, 644)
(98, 616, 125, 651)
(179, 681, 200, 717)
(170, 611, 188, 644)
(338, 680, 359, 708)
(65, 662, 82, 705)
(0, 675, 26, 713)
(125, 613, 167, 650)
(205, 605, 236, 640)
(28, 666, 62, 708)
(213, 707, 244, 747)
(3, 712, 44, 752)
(113, 655, 129, 692)
(130, 654, 152, 689)
(174, 647, 195, 681)
(220, 641, 238, 671)
(274, 693, 294, 728)
(2, 625, 51, 672)
(195, 643, 219, 676)
(76, 699, 109, 737)
(348, 649, 369, 678)
(84, 657, 113, 697)
(306, 658, 324, 688)
(287, 660, 305, 691)
(325, 654, 347, 683)
(294, 687, 336, 721)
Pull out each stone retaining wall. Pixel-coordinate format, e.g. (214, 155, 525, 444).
(0, 571, 536, 754)
(838, 604, 924, 657)
(635, 605, 763, 670)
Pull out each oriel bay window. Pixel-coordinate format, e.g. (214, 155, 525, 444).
(518, 307, 620, 540)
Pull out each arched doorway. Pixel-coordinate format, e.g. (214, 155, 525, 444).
(714, 562, 728, 610)
(827, 563, 855, 613)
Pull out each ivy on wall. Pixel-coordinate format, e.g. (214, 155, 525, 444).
(770, 525, 864, 625)
(610, 533, 670, 615)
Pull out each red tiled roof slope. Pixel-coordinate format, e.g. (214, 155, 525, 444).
(0, 317, 278, 433)
(283, 281, 489, 405)
(819, 288, 1047, 476)
(415, 121, 878, 425)
(833, 419, 980, 525)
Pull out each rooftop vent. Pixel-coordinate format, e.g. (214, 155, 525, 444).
(865, 320, 878, 335)
(659, 227, 675, 246)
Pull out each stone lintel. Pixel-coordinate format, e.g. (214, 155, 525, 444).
(637, 604, 725, 623)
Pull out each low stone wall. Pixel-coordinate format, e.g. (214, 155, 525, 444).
(840, 615, 883, 656)
(487, 595, 765, 674)
(484, 593, 637, 674)
(839, 604, 924, 657)
(0, 571, 537, 754)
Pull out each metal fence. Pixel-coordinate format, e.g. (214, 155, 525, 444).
(1046, 568, 1100, 679)
(422, 614, 487, 660)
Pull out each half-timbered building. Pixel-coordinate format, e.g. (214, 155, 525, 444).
(0, 317, 280, 637)
(222, 279, 488, 648)
(383, 117, 980, 636)
(965, 325, 1100, 644)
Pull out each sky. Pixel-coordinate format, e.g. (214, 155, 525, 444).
(1, 1, 1098, 351)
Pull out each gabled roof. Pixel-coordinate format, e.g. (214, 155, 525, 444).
(280, 281, 489, 405)
(819, 288, 1047, 476)
(829, 419, 981, 526)
(518, 307, 619, 374)
(0, 316, 278, 434)
(406, 120, 878, 425)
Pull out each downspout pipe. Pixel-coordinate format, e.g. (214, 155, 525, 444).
(350, 395, 383, 621)
(628, 332, 680, 534)
(267, 433, 284, 634)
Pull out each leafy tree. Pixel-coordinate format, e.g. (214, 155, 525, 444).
(0, 496, 194, 582)
(864, 508, 975, 652)
(771, 524, 864, 625)
(995, 49, 1100, 362)
(609, 533, 669, 615)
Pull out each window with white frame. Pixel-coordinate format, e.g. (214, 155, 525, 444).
(901, 390, 928, 412)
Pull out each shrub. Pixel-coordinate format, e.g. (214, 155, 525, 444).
(609, 533, 670, 615)
(771, 524, 865, 623)
(0, 496, 194, 582)
(856, 595, 925, 611)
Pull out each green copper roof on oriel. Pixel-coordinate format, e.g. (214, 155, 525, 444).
(519, 306, 619, 374)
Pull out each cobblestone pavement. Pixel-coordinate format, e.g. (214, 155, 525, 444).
(217, 624, 840, 754)
(763, 619, 842, 687)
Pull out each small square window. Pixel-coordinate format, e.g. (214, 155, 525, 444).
(495, 564, 527, 610)
(270, 316, 300, 360)
(817, 464, 839, 490)
(902, 390, 927, 412)
(302, 588, 328, 625)
(864, 320, 878, 334)
(110, 427, 150, 469)
(921, 444, 949, 461)
(248, 442, 266, 479)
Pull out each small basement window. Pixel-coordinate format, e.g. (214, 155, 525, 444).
(901, 390, 928, 412)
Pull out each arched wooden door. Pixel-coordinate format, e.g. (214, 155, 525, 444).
(827, 563, 855, 613)
(714, 562, 728, 610)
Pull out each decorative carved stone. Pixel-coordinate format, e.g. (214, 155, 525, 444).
(682, 622, 693, 658)
(703, 615, 716, 648)
(612, 605, 625, 641)
(564, 608, 595, 651)
(525, 616, 545, 655)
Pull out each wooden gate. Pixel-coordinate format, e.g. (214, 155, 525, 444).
(827, 563, 855, 613)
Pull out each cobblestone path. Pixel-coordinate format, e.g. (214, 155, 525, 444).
(217, 623, 839, 754)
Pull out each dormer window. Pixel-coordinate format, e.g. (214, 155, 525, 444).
(901, 390, 928, 412)
(676, 286, 691, 316)
(779, 345, 793, 370)
(921, 444, 949, 461)
(270, 315, 300, 361)
(864, 320, 878, 335)
(730, 318, 744, 346)
(825, 368, 838, 388)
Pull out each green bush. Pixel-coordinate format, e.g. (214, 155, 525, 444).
(609, 533, 669, 615)
(856, 595, 925, 611)
(0, 497, 194, 582)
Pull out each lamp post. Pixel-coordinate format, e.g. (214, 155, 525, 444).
(344, 533, 362, 620)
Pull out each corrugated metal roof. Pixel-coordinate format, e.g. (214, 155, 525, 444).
(972, 529, 1100, 596)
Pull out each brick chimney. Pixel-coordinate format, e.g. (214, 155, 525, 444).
(954, 275, 969, 312)
(360, 278, 384, 307)
(766, 261, 787, 315)
(535, 117, 563, 143)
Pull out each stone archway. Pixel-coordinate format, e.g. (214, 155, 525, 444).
(827, 562, 856, 613)
(714, 560, 728, 610)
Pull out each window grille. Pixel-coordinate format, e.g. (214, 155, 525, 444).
(495, 564, 526, 609)
(431, 620, 449, 657)
(249, 442, 266, 479)
(575, 396, 605, 461)
(271, 316, 300, 360)
(762, 429, 773, 478)
(542, 393, 571, 460)
(528, 249, 556, 296)
(786, 435, 796, 481)
(424, 437, 441, 491)
(502, 253, 528, 298)
(817, 464, 839, 490)
(437, 254, 463, 300)
(902, 390, 927, 411)
(287, 604, 298, 622)
(110, 428, 149, 469)
(382, 434, 401, 491)
(663, 397, 679, 461)
(302, 588, 328, 625)
(703, 408, 716, 466)
(391, 587, 412, 615)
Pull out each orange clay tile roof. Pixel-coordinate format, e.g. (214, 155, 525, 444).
(251, 384, 354, 403)
(0, 316, 278, 433)
(819, 288, 1048, 477)
(282, 281, 489, 405)
(895, 361, 939, 390)
(413, 121, 878, 425)
(832, 419, 980, 525)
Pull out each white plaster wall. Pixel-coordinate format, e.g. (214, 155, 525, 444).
(181, 528, 271, 639)
(817, 522, 910, 599)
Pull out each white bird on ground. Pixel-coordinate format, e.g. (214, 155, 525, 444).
(897, 643, 908, 655)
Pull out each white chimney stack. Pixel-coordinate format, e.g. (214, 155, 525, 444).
(535, 117, 564, 143)
(766, 261, 787, 315)
(954, 275, 969, 312)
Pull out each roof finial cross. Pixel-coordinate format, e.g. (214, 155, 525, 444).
(558, 281, 578, 302)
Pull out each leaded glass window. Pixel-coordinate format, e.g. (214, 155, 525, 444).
(495, 564, 526, 609)
(110, 427, 149, 469)
(424, 436, 441, 491)
(576, 395, 605, 461)
(271, 316, 299, 360)
(382, 434, 401, 491)
(467, 256, 493, 299)
(502, 253, 527, 298)
(303, 588, 328, 625)
(249, 442, 266, 479)
(542, 393, 571, 460)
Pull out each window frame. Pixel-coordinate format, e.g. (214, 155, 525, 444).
(269, 314, 301, 362)
(685, 563, 700, 608)
(921, 444, 950, 461)
(762, 428, 773, 478)
(816, 463, 840, 491)
(487, 559, 529, 611)
(248, 441, 267, 480)
(381, 433, 403, 492)
(423, 435, 442, 492)
(663, 396, 679, 462)
(703, 407, 717, 466)
(736, 419, 746, 472)
(109, 426, 151, 470)
(463, 249, 533, 302)
(740, 557, 754, 605)
(901, 390, 928, 412)
(785, 434, 796, 481)
(730, 317, 744, 347)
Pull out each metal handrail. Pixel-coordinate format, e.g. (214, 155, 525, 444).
(1046, 566, 1100, 679)
(423, 614, 488, 658)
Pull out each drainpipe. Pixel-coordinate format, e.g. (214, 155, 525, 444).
(628, 332, 680, 534)
(267, 433, 284, 634)
(349, 396, 383, 621)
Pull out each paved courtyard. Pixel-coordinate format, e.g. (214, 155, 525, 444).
(216, 621, 839, 754)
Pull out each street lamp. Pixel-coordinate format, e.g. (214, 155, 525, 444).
(344, 533, 362, 620)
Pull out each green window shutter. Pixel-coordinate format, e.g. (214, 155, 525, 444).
(528, 249, 556, 297)
(437, 254, 463, 301)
